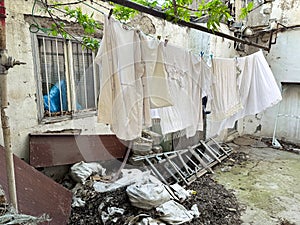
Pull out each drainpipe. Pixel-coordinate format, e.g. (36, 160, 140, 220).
(0, 0, 25, 212)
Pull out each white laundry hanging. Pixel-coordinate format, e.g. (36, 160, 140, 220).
(209, 57, 243, 122)
(95, 16, 144, 140)
(207, 50, 282, 137)
(139, 32, 173, 127)
(151, 45, 209, 138)
(95, 17, 174, 140)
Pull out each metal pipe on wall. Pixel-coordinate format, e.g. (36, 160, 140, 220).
(0, 0, 25, 212)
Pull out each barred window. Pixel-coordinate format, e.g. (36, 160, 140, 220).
(35, 35, 100, 120)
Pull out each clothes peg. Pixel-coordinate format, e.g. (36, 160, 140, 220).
(164, 39, 169, 47)
(210, 54, 213, 59)
(108, 9, 113, 19)
(200, 51, 204, 58)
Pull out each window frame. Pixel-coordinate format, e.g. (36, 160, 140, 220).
(32, 33, 99, 124)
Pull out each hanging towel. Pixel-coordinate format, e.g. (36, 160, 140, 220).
(139, 32, 173, 127)
(209, 57, 243, 122)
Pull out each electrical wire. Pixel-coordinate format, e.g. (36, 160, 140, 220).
(47, 0, 87, 7)
(29, 0, 50, 33)
(92, 1, 111, 11)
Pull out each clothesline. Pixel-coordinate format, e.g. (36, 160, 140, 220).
(95, 15, 282, 141)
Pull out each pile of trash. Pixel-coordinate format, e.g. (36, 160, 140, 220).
(67, 160, 242, 225)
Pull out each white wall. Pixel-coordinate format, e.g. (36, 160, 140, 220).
(239, 0, 300, 143)
(260, 30, 300, 143)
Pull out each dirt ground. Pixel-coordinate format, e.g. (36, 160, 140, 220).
(68, 173, 242, 225)
(68, 135, 300, 225)
(1, 135, 299, 224)
(214, 136, 300, 225)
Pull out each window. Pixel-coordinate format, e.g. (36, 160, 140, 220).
(34, 35, 100, 121)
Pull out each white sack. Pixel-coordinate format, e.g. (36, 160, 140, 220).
(94, 169, 153, 193)
(156, 200, 195, 225)
(126, 182, 170, 209)
(170, 183, 191, 202)
(70, 161, 106, 183)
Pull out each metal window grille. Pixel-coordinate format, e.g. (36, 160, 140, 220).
(37, 36, 100, 118)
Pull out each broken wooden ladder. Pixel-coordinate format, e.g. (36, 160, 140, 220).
(132, 138, 232, 186)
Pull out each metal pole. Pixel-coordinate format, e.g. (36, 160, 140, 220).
(0, 0, 18, 211)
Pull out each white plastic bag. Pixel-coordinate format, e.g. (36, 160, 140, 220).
(170, 183, 191, 202)
(70, 161, 106, 183)
(127, 182, 170, 209)
(156, 200, 195, 225)
(93, 169, 152, 193)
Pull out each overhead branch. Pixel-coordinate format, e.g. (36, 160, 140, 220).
(105, 0, 270, 51)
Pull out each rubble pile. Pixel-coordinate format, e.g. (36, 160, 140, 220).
(67, 160, 243, 225)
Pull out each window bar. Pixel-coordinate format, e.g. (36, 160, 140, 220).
(55, 39, 63, 115)
(64, 41, 72, 111)
(50, 40, 55, 92)
(68, 40, 77, 111)
(75, 43, 80, 110)
(42, 37, 51, 117)
(92, 51, 98, 108)
(81, 48, 88, 109)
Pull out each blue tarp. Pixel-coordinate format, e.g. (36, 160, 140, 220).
(43, 80, 68, 113)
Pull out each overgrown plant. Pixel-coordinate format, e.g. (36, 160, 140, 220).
(47, 5, 102, 50)
(33, 0, 254, 50)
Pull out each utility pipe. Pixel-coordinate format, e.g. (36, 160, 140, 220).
(106, 0, 270, 51)
(0, 0, 25, 212)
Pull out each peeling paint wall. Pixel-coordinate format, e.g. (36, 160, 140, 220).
(4, 0, 110, 160)
(239, 0, 300, 143)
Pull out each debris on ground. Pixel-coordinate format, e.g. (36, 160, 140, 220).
(259, 136, 300, 155)
(70, 161, 106, 184)
(67, 167, 242, 225)
(0, 185, 51, 225)
(278, 218, 297, 225)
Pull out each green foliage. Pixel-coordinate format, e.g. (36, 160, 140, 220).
(201, 0, 232, 30)
(112, 0, 232, 30)
(240, 1, 254, 20)
(64, 6, 102, 34)
(113, 4, 139, 21)
(82, 36, 100, 49)
(48, 22, 69, 39)
(112, 0, 158, 21)
(46, 5, 102, 51)
(41, 0, 251, 50)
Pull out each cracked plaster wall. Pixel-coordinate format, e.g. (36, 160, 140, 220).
(238, 0, 300, 144)
(3, 0, 111, 160)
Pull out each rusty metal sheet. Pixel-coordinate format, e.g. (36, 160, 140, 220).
(29, 134, 128, 167)
(0, 146, 72, 225)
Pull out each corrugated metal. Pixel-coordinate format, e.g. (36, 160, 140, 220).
(276, 84, 300, 144)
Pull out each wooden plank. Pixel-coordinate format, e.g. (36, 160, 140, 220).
(29, 134, 128, 167)
(0, 146, 72, 225)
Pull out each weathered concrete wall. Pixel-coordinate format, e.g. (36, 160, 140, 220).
(261, 30, 300, 144)
(4, 0, 110, 160)
(237, 0, 300, 144)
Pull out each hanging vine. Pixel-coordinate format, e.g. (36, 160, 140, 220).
(31, 0, 254, 50)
